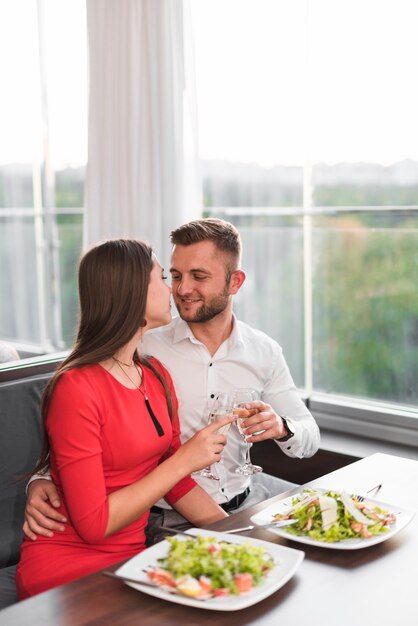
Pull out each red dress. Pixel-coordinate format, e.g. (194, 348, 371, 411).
(16, 359, 196, 598)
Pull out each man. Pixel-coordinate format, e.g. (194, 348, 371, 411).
(142, 218, 319, 537)
(0, 218, 319, 608)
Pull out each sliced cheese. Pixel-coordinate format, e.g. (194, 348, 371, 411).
(299, 492, 321, 506)
(176, 575, 202, 597)
(319, 495, 338, 531)
(340, 491, 373, 526)
(286, 492, 320, 518)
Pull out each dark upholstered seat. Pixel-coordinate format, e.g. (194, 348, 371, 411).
(0, 374, 50, 567)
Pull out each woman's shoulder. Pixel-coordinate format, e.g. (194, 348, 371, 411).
(54, 364, 104, 394)
(47, 365, 107, 427)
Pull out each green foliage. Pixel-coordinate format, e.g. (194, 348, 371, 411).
(314, 185, 418, 207)
(312, 214, 418, 403)
(2, 159, 417, 406)
(56, 214, 83, 346)
(55, 169, 84, 208)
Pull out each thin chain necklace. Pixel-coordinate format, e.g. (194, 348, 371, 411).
(113, 356, 134, 368)
(112, 357, 145, 393)
(112, 357, 165, 437)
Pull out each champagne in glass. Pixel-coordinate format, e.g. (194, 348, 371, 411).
(193, 392, 233, 480)
(232, 388, 263, 475)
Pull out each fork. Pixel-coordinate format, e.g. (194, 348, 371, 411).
(103, 570, 179, 594)
(354, 483, 382, 503)
(223, 519, 298, 534)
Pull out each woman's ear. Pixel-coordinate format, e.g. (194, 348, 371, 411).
(229, 270, 246, 295)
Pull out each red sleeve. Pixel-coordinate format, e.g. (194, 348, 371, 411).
(47, 371, 109, 544)
(149, 359, 196, 506)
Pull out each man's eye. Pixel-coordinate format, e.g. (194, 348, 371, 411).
(171, 275, 181, 281)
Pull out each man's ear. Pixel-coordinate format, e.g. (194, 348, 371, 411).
(229, 270, 246, 295)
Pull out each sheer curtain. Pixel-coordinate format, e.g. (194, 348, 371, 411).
(85, 0, 201, 266)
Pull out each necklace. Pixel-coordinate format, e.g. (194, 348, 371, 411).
(112, 356, 134, 368)
(112, 358, 165, 437)
(112, 357, 145, 393)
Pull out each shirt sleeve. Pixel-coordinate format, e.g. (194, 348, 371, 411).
(47, 372, 109, 544)
(263, 346, 320, 459)
(149, 359, 197, 506)
(26, 471, 52, 494)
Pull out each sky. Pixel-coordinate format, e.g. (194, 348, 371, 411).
(191, 0, 418, 166)
(0, 0, 87, 168)
(1, 0, 418, 168)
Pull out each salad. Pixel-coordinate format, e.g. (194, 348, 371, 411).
(145, 534, 275, 599)
(272, 489, 396, 543)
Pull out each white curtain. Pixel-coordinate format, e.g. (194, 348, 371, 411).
(84, 0, 201, 266)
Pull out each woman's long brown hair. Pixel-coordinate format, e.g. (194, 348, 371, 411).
(33, 239, 172, 476)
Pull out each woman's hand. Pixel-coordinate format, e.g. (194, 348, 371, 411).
(174, 414, 235, 474)
(23, 479, 67, 540)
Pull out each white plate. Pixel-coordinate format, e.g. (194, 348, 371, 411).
(250, 489, 415, 550)
(115, 528, 304, 611)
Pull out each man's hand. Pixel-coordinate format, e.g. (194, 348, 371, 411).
(23, 479, 67, 540)
(237, 401, 287, 442)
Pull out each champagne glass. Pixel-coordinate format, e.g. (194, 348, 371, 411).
(193, 392, 233, 480)
(232, 388, 263, 475)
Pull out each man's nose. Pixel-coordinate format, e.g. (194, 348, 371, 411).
(176, 278, 192, 295)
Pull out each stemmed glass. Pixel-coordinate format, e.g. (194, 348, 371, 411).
(193, 392, 233, 480)
(232, 388, 263, 475)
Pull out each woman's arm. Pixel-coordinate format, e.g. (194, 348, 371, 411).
(48, 368, 234, 542)
(104, 419, 231, 537)
(172, 485, 228, 526)
(23, 421, 230, 540)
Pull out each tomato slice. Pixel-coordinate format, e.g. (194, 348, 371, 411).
(207, 543, 221, 556)
(146, 568, 176, 587)
(213, 587, 230, 597)
(234, 573, 253, 593)
(198, 575, 213, 595)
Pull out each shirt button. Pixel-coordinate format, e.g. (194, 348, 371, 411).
(287, 446, 291, 450)
(209, 362, 213, 367)
(210, 394, 215, 398)
(221, 488, 225, 492)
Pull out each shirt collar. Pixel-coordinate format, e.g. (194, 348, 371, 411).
(228, 314, 245, 348)
(172, 316, 198, 344)
(172, 314, 245, 348)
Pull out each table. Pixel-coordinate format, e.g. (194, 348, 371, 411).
(1, 453, 416, 625)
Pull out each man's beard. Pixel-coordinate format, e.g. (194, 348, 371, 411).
(175, 289, 230, 323)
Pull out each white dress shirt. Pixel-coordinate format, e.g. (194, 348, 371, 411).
(141, 316, 320, 507)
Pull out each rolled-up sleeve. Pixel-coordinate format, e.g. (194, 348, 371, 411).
(263, 348, 320, 458)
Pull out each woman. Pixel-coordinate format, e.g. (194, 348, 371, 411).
(16, 239, 231, 598)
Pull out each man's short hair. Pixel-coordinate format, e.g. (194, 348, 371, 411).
(170, 218, 242, 270)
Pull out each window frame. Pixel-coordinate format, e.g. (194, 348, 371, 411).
(208, 204, 418, 447)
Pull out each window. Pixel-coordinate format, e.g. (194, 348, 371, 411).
(0, 0, 87, 363)
(191, 0, 418, 427)
(2, 2, 417, 444)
